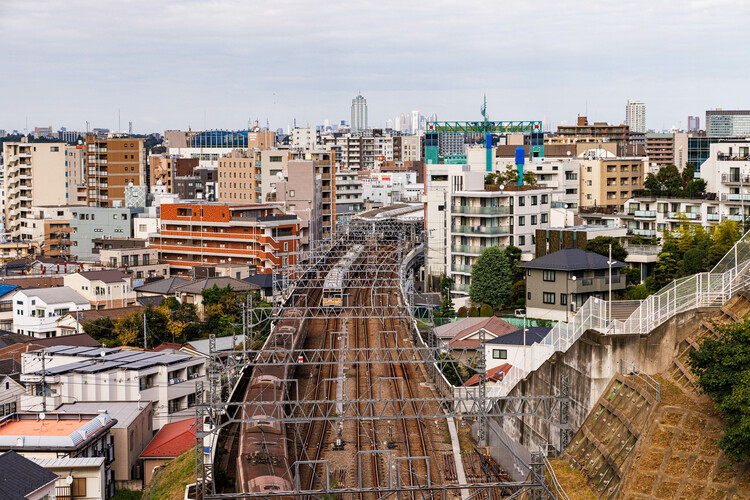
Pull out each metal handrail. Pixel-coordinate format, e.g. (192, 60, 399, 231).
(537, 444, 570, 500)
(619, 359, 661, 402)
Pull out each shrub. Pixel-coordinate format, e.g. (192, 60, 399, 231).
(468, 306, 479, 317)
(457, 306, 467, 318)
(479, 304, 493, 317)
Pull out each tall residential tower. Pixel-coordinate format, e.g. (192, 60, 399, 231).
(625, 99, 646, 133)
(351, 94, 368, 132)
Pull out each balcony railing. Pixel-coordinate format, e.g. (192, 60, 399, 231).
(721, 193, 750, 202)
(668, 212, 700, 220)
(451, 205, 511, 215)
(629, 228, 657, 237)
(451, 244, 485, 255)
(451, 264, 473, 273)
(721, 173, 750, 183)
(452, 225, 510, 235)
(632, 210, 656, 218)
(707, 213, 721, 221)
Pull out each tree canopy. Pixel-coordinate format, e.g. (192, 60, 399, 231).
(585, 236, 628, 263)
(642, 163, 707, 198)
(485, 165, 537, 187)
(689, 318, 750, 463)
(469, 246, 513, 308)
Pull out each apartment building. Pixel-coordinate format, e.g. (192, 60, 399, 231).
(217, 149, 264, 203)
(274, 160, 323, 251)
(65, 145, 86, 203)
(362, 171, 421, 205)
(645, 132, 689, 171)
(85, 134, 145, 208)
(148, 155, 199, 193)
(424, 163, 560, 298)
(69, 207, 142, 259)
(3, 141, 68, 239)
(579, 155, 644, 210)
(291, 127, 320, 149)
(393, 135, 422, 162)
(20, 346, 206, 429)
(99, 246, 168, 280)
(150, 203, 301, 275)
(557, 116, 631, 145)
(290, 149, 336, 238)
(706, 109, 750, 137)
(335, 171, 364, 220)
(63, 270, 137, 310)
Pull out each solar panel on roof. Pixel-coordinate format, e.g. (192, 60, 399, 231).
(74, 361, 127, 373)
(42, 345, 74, 354)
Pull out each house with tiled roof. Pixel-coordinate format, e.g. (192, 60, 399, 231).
(64, 270, 137, 310)
(140, 418, 196, 484)
(484, 326, 552, 372)
(443, 316, 518, 368)
(12, 286, 91, 338)
(56, 305, 144, 335)
(0, 450, 58, 500)
(463, 363, 513, 387)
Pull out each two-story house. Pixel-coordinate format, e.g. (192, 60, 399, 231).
(13, 287, 91, 338)
(63, 270, 137, 310)
(519, 248, 627, 322)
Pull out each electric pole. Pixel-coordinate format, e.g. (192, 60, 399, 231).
(143, 313, 147, 350)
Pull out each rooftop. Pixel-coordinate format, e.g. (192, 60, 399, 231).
(447, 316, 519, 349)
(175, 276, 259, 294)
(486, 327, 553, 346)
(16, 286, 89, 305)
(0, 451, 58, 500)
(74, 269, 129, 283)
(140, 418, 195, 458)
(464, 363, 513, 387)
(56, 401, 151, 429)
(0, 412, 116, 450)
(135, 276, 191, 294)
(518, 248, 627, 271)
(24, 346, 200, 376)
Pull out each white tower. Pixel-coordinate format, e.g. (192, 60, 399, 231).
(625, 99, 646, 133)
(351, 94, 368, 132)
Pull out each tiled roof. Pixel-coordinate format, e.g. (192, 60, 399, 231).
(64, 306, 143, 325)
(464, 363, 512, 387)
(33, 334, 101, 348)
(486, 327, 553, 346)
(447, 316, 518, 349)
(175, 277, 259, 294)
(140, 419, 196, 458)
(135, 277, 191, 295)
(0, 451, 58, 500)
(75, 270, 129, 283)
(518, 248, 626, 271)
(16, 286, 89, 305)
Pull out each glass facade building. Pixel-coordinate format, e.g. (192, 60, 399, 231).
(706, 110, 750, 137)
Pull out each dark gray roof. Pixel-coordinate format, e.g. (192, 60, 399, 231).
(135, 277, 191, 294)
(519, 248, 626, 271)
(242, 273, 282, 290)
(486, 327, 552, 346)
(0, 332, 35, 349)
(137, 295, 168, 307)
(75, 269, 129, 283)
(176, 277, 259, 294)
(0, 451, 58, 500)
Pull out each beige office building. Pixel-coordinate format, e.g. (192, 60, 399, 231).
(580, 157, 645, 210)
(3, 141, 68, 239)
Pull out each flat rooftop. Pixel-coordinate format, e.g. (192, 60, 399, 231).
(0, 413, 116, 450)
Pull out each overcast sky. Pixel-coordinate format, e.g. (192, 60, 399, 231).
(2, 0, 750, 134)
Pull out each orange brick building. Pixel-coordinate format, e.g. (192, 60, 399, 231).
(85, 135, 144, 207)
(150, 203, 300, 275)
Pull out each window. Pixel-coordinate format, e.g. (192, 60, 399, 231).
(541, 213, 548, 223)
(518, 216, 525, 226)
(561, 293, 568, 305)
(269, 156, 283, 162)
(519, 235, 525, 245)
(531, 215, 537, 225)
(289, 190, 295, 197)
(72, 477, 86, 497)
(527, 292, 531, 300)
(541, 194, 548, 204)
(543, 292, 555, 304)
(492, 349, 508, 359)
(543, 270, 556, 282)
(531, 196, 537, 205)
(518, 197, 525, 206)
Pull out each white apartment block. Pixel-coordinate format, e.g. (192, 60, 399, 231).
(63, 270, 137, 310)
(335, 171, 364, 220)
(3, 141, 68, 239)
(424, 163, 562, 299)
(20, 346, 207, 429)
(291, 128, 320, 149)
(526, 159, 581, 209)
(13, 286, 91, 338)
(625, 99, 646, 134)
(20, 205, 76, 244)
(362, 172, 421, 205)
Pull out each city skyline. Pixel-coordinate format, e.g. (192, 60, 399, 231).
(3, 0, 750, 133)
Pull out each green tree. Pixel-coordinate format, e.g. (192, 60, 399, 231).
(457, 306, 467, 318)
(689, 319, 750, 463)
(624, 284, 652, 300)
(83, 317, 116, 342)
(437, 275, 455, 318)
(709, 219, 742, 266)
(682, 247, 707, 275)
(503, 245, 524, 284)
(469, 246, 512, 308)
(479, 304, 493, 317)
(468, 306, 479, 317)
(510, 279, 526, 309)
(585, 236, 628, 263)
(648, 251, 681, 292)
(438, 353, 467, 386)
(621, 267, 641, 286)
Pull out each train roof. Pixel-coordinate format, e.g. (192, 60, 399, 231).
(323, 244, 364, 290)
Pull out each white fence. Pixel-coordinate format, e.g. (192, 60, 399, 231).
(491, 230, 750, 397)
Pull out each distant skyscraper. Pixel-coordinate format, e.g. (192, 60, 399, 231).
(411, 111, 422, 133)
(706, 110, 750, 137)
(687, 116, 701, 132)
(625, 99, 646, 133)
(386, 119, 393, 130)
(351, 94, 368, 132)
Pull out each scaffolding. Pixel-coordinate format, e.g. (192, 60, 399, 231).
(194, 216, 567, 499)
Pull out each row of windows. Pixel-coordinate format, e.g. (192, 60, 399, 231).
(516, 194, 549, 206)
(517, 214, 548, 226)
(533, 292, 568, 305)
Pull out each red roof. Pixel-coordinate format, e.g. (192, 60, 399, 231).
(464, 363, 512, 387)
(448, 317, 517, 349)
(140, 419, 196, 458)
(152, 342, 184, 352)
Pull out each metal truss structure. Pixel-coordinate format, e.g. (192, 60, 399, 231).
(194, 216, 569, 499)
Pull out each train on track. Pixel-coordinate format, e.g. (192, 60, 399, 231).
(238, 307, 308, 493)
(321, 244, 364, 308)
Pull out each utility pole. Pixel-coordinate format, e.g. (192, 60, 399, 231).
(75, 310, 80, 334)
(608, 243, 613, 328)
(40, 350, 47, 413)
(143, 313, 147, 350)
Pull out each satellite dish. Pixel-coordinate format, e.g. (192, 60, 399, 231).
(100, 351, 106, 357)
(571, 276, 577, 281)
(66, 476, 74, 485)
(39, 413, 45, 420)
(137, 393, 142, 400)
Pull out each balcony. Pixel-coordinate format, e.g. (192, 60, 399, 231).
(668, 212, 700, 220)
(721, 193, 750, 202)
(451, 205, 511, 215)
(724, 214, 744, 222)
(717, 153, 750, 161)
(707, 213, 720, 221)
(451, 244, 485, 255)
(452, 225, 510, 235)
(451, 264, 473, 274)
(631, 228, 657, 237)
(721, 173, 750, 184)
(632, 210, 656, 218)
